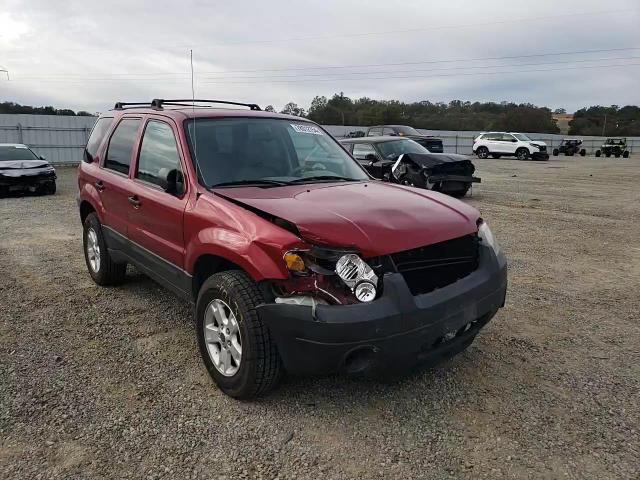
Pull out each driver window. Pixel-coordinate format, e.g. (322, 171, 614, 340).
(352, 143, 378, 160)
(136, 120, 184, 193)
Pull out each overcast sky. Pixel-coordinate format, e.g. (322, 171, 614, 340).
(1, 0, 639, 115)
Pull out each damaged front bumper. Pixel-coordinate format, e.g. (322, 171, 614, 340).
(257, 244, 507, 376)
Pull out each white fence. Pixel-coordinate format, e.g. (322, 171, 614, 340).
(0, 114, 638, 164)
(0, 114, 97, 164)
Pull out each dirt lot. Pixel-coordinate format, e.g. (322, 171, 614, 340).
(1, 157, 639, 479)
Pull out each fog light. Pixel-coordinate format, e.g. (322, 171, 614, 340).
(354, 281, 376, 302)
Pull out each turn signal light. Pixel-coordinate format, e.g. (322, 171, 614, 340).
(284, 252, 306, 272)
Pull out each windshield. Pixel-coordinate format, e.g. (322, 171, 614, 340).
(377, 139, 429, 158)
(0, 146, 39, 161)
(513, 133, 532, 142)
(185, 118, 368, 187)
(396, 126, 420, 136)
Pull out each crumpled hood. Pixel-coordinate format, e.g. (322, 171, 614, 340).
(529, 141, 547, 148)
(0, 160, 51, 170)
(215, 181, 480, 257)
(0, 160, 53, 177)
(403, 153, 475, 169)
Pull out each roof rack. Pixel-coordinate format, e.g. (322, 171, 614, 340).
(151, 99, 261, 111)
(113, 101, 151, 110)
(113, 99, 262, 111)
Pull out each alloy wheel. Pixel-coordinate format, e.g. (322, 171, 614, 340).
(203, 299, 242, 377)
(86, 228, 101, 272)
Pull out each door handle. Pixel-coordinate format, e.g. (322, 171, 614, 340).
(128, 195, 141, 209)
(95, 180, 105, 192)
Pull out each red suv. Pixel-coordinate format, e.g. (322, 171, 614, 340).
(77, 99, 507, 399)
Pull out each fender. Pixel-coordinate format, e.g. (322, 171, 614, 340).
(185, 227, 292, 281)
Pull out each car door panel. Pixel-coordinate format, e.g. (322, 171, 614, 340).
(99, 117, 142, 237)
(127, 118, 188, 293)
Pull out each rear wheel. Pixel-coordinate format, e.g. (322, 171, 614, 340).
(516, 148, 529, 160)
(476, 146, 489, 159)
(83, 213, 127, 286)
(623, 151, 630, 158)
(196, 270, 282, 399)
(580, 149, 586, 156)
(595, 150, 601, 157)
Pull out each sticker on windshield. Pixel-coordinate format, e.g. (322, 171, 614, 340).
(290, 124, 323, 135)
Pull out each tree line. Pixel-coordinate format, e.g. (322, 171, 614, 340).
(4, 97, 639, 135)
(0, 101, 93, 116)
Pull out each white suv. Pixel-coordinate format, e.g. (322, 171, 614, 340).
(472, 132, 549, 161)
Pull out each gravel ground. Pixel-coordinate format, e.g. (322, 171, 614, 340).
(1, 157, 639, 479)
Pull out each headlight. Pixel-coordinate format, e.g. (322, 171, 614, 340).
(530, 143, 541, 150)
(478, 222, 501, 255)
(335, 254, 378, 302)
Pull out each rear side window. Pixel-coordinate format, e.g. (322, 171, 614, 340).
(352, 143, 377, 160)
(136, 121, 183, 189)
(105, 118, 141, 175)
(368, 127, 382, 136)
(84, 117, 113, 162)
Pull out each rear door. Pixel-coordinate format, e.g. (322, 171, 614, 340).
(127, 118, 189, 294)
(99, 117, 142, 240)
(500, 133, 518, 154)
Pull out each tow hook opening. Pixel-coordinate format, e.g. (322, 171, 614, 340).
(342, 346, 377, 374)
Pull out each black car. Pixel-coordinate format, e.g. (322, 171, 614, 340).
(341, 136, 480, 197)
(0, 144, 57, 196)
(553, 139, 586, 157)
(365, 125, 444, 153)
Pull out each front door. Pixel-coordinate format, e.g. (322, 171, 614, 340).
(127, 118, 189, 295)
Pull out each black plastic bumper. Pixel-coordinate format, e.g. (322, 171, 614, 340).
(427, 174, 481, 184)
(257, 244, 507, 376)
(0, 173, 56, 189)
(531, 151, 549, 160)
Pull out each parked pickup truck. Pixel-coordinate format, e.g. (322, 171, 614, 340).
(365, 125, 444, 153)
(77, 98, 507, 398)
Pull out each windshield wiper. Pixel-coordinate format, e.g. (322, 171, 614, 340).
(288, 175, 359, 184)
(210, 179, 292, 188)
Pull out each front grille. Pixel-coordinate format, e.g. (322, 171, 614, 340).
(538, 145, 547, 152)
(390, 234, 479, 296)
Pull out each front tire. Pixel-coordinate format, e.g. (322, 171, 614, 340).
(595, 150, 601, 157)
(623, 151, 630, 158)
(516, 148, 530, 160)
(83, 213, 127, 286)
(196, 270, 282, 399)
(552, 149, 559, 156)
(476, 146, 489, 159)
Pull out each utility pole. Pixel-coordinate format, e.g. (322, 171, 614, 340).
(602, 113, 607, 136)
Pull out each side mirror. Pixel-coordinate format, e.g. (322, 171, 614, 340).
(39, 155, 46, 160)
(164, 169, 185, 196)
(83, 149, 94, 163)
(365, 153, 378, 162)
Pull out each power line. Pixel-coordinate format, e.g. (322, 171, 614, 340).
(11, 47, 640, 80)
(194, 55, 640, 80)
(198, 62, 640, 85)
